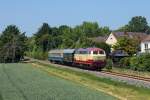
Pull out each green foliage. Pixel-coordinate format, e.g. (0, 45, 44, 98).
(0, 25, 27, 63)
(74, 37, 111, 55)
(26, 45, 48, 60)
(119, 57, 130, 68)
(27, 22, 110, 59)
(128, 16, 149, 32)
(113, 37, 139, 56)
(119, 54, 150, 72)
(105, 59, 113, 71)
(117, 16, 150, 34)
(34, 23, 51, 51)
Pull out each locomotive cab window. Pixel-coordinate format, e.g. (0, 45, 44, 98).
(99, 51, 104, 54)
(93, 51, 98, 54)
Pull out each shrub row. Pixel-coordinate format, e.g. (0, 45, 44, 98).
(119, 53, 150, 71)
(26, 51, 48, 60)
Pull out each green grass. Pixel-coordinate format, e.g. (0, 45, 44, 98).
(0, 63, 116, 100)
(33, 61, 150, 100)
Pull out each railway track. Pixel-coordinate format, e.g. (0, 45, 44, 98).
(101, 71, 150, 82)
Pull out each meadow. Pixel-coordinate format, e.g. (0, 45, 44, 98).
(0, 63, 116, 100)
(33, 61, 150, 100)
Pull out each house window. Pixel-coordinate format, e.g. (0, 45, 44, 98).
(145, 43, 148, 49)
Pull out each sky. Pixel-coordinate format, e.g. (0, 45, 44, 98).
(0, 0, 150, 36)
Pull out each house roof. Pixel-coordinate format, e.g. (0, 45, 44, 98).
(142, 35, 150, 42)
(89, 35, 108, 43)
(112, 32, 147, 41)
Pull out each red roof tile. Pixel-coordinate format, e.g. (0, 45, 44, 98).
(142, 35, 150, 42)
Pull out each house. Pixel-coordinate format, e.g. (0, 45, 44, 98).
(141, 35, 150, 53)
(90, 32, 149, 54)
(105, 32, 147, 51)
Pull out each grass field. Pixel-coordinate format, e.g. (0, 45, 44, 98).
(0, 63, 116, 100)
(32, 61, 150, 100)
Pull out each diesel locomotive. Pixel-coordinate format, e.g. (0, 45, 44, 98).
(48, 47, 106, 69)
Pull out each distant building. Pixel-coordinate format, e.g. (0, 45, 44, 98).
(91, 32, 149, 54)
(141, 35, 150, 53)
(105, 32, 147, 51)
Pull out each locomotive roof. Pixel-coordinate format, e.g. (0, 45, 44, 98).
(77, 48, 103, 51)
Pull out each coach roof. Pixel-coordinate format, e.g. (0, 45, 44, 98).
(63, 49, 75, 53)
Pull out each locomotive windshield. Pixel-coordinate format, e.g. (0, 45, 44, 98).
(93, 51, 98, 54)
(99, 50, 104, 54)
(93, 50, 104, 54)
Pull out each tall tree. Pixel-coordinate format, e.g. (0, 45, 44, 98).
(0, 25, 27, 62)
(117, 16, 150, 34)
(81, 21, 99, 37)
(128, 16, 149, 33)
(34, 23, 52, 51)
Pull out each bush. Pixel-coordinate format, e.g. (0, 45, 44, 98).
(105, 59, 113, 71)
(119, 57, 130, 68)
(129, 53, 150, 71)
(129, 57, 138, 71)
(26, 50, 48, 60)
(117, 53, 150, 72)
(140, 54, 150, 71)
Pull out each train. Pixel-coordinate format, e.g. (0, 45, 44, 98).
(48, 47, 106, 70)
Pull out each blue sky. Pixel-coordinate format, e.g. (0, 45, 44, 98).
(0, 0, 150, 36)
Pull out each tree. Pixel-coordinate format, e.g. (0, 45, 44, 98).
(113, 37, 139, 56)
(27, 21, 111, 59)
(34, 23, 52, 51)
(97, 26, 111, 36)
(116, 25, 130, 32)
(117, 16, 150, 34)
(74, 36, 111, 55)
(0, 25, 27, 62)
(128, 16, 149, 33)
(81, 21, 99, 37)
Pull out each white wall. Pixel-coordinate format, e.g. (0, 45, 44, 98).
(106, 33, 117, 46)
(141, 41, 150, 53)
(106, 33, 117, 52)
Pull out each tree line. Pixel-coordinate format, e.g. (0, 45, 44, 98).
(0, 16, 150, 62)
